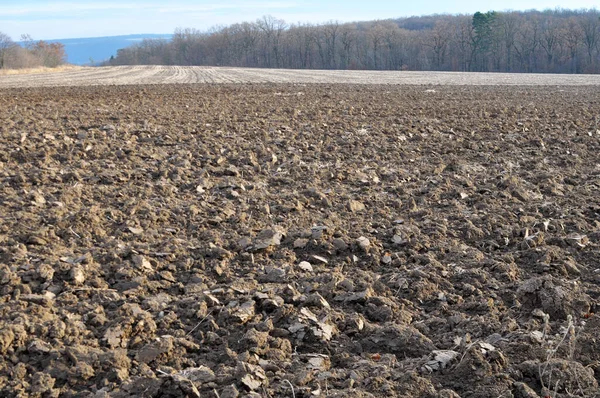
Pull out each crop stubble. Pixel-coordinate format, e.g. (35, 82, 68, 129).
(0, 82, 600, 397)
(3, 66, 600, 87)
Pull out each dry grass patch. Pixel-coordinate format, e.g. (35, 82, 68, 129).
(0, 65, 83, 75)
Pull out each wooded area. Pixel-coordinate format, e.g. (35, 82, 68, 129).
(0, 33, 66, 70)
(108, 9, 600, 74)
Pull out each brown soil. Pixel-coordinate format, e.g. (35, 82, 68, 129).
(1, 84, 600, 398)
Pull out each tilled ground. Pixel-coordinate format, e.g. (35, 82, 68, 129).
(3, 66, 600, 87)
(1, 84, 600, 398)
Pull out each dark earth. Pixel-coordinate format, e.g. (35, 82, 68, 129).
(1, 84, 599, 397)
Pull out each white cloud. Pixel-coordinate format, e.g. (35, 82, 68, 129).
(0, 2, 139, 17)
(0, 1, 297, 18)
(0, 0, 300, 38)
(156, 2, 296, 13)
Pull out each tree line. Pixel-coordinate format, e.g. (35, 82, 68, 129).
(0, 33, 67, 70)
(107, 8, 600, 74)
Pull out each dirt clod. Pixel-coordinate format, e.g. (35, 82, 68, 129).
(1, 84, 599, 397)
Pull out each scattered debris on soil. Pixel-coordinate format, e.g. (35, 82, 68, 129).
(1, 84, 599, 397)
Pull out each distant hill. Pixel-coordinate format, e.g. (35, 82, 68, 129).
(20, 34, 172, 65)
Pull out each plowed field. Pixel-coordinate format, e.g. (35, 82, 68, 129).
(1, 81, 600, 398)
(1, 65, 600, 87)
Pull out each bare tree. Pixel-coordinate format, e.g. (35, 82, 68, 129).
(108, 10, 600, 74)
(323, 21, 340, 69)
(578, 10, 600, 70)
(452, 15, 476, 71)
(427, 20, 451, 70)
(539, 15, 560, 71)
(513, 17, 540, 72)
(338, 24, 356, 69)
(286, 23, 316, 68)
(257, 15, 287, 67)
(563, 16, 584, 73)
(172, 28, 204, 65)
(31, 41, 67, 67)
(0, 32, 15, 69)
(498, 12, 519, 71)
(236, 22, 259, 66)
(20, 34, 34, 49)
(369, 22, 388, 69)
(380, 21, 406, 70)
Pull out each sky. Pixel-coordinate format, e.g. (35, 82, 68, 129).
(1, 0, 599, 40)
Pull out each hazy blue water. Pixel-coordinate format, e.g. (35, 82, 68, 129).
(19, 34, 172, 65)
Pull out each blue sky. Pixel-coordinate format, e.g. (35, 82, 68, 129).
(1, 0, 598, 40)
